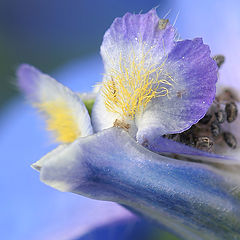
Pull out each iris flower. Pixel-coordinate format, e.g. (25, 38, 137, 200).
(17, 9, 240, 240)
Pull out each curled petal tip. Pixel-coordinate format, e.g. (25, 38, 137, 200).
(17, 64, 41, 96)
(31, 162, 41, 171)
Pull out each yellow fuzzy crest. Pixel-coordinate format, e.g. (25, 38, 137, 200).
(102, 46, 175, 119)
(37, 100, 80, 143)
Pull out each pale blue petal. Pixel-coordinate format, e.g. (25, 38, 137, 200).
(37, 127, 240, 240)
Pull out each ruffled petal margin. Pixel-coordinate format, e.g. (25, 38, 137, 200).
(136, 38, 218, 142)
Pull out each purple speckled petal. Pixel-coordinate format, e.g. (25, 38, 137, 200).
(137, 38, 218, 143)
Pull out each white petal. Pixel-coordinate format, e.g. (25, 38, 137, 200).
(91, 90, 119, 132)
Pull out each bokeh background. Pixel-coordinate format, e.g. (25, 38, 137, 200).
(1, 0, 240, 239)
(0, 0, 170, 109)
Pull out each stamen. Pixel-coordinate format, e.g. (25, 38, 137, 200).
(213, 55, 225, 68)
(223, 132, 237, 149)
(216, 88, 239, 102)
(158, 19, 169, 30)
(199, 114, 212, 124)
(163, 56, 238, 153)
(225, 102, 238, 123)
(113, 119, 130, 131)
(195, 137, 213, 152)
(164, 88, 238, 152)
(102, 43, 175, 120)
(215, 109, 226, 124)
(210, 121, 221, 137)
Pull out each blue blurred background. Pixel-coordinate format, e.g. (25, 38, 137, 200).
(0, 0, 170, 109)
(1, 0, 240, 239)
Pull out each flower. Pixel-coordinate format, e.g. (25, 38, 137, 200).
(92, 9, 217, 142)
(17, 9, 240, 240)
(2, 56, 138, 240)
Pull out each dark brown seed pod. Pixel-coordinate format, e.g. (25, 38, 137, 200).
(195, 136, 213, 151)
(213, 55, 225, 68)
(215, 110, 226, 124)
(223, 132, 237, 149)
(211, 121, 221, 137)
(225, 102, 238, 123)
(199, 114, 212, 124)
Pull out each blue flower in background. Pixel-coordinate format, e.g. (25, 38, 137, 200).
(15, 9, 240, 240)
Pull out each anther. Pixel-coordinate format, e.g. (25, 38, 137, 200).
(159, 19, 169, 30)
(223, 132, 237, 149)
(211, 121, 221, 137)
(163, 134, 180, 142)
(195, 136, 213, 152)
(217, 89, 238, 102)
(225, 102, 238, 123)
(179, 129, 195, 147)
(215, 109, 226, 124)
(113, 119, 130, 131)
(199, 114, 212, 124)
(213, 55, 225, 68)
(141, 139, 149, 148)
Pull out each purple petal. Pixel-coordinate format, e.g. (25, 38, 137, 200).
(17, 64, 42, 97)
(101, 9, 175, 61)
(143, 134, 222, 158)
(140, 132, 235, 163)
(137, 38, 218, 141)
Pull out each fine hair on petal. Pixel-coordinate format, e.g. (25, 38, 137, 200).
(101, 39, 175, 119)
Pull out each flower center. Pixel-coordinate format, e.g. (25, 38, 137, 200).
(101, 47, 175, 120)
